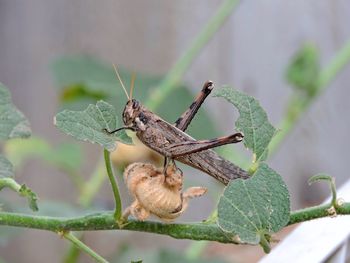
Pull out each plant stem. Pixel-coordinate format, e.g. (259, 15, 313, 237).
(63, 232, 109, 263)
(103, 149, 122, 221)
(317, 40, 350, 89)
(0, 178, 21, 192)
(268, 39, 350, 156)
(65, 158, 108, 262)
(1, 203, 349, 243)
(146, 0, 241, 110)
(63, 240, 81, 263)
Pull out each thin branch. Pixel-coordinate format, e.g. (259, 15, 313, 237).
(1, 203, 349, 243)
(268, 39, 350, 156)
(103, 149, 122, 220)
(0, 177, 21, 192)
(62, 231, 109, 263)
(146, 0, 241, 111)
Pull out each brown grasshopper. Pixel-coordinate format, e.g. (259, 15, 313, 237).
(105, 67, 249, 185)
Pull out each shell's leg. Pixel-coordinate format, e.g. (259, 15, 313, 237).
(129, 201, 150, 221)
(183, 187, 207, 201)
(168, 187, 208, 220)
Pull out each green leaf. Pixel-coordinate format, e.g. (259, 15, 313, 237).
(54, 100, 132, 151)
(286, 43, 320, 96)
(214, 88, 276, 161)
(0, 83, 31, 140)
(217, 163, 290, 251)
(0, 154, 14, 178)
(18, 184, 39, 211)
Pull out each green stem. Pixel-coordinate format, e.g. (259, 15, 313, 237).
(1, 203, 349, 243)
(63, 232, 109, 263)
(146, 0, 241, 110)
(66, 158, 108, 262)
(63, 238, 81, 263)
(268, 39, 350, 156)
(103, 149, 122, 221)
(288, 204, 331, 224)
(330, 178, 337, 207)
(317, 39, 350, 89)
(0, 178, 21, 192)
(259, 232, 271, 254)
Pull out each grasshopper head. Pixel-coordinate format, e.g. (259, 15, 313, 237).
(122, 99, 141, 126)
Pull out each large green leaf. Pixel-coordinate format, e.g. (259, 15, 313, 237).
(54, 100, 132, 151)
(217, 163, 290, 252)
(214, 88, 276, 161)
(0, 83, 31, 140)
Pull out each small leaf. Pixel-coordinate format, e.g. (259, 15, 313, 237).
(286, 43, 320, 96)
(0, 83, 31, 140)
(217, 163, 290, 251)
(214, 88, 276, 161)
(0, 154, 14, 178)
(54, 100, 132, 151)
(18, 184, 39, 211)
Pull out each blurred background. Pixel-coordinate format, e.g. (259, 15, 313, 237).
(1, 0, 350, 262)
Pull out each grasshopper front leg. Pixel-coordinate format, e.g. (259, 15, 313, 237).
(174, 80, 214, 132)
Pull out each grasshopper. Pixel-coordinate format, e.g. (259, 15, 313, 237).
(105, 67, 249, 185)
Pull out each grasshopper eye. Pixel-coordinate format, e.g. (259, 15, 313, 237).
(132, 99, 139, 109)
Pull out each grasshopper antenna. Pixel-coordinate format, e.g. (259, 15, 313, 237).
(130, 72, 136, 100)
(113, 64, 130, 100)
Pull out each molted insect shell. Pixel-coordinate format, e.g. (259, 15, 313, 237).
(123, 162, 207, 222)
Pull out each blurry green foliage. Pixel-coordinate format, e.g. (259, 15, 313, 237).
(0, 84, 39, 213)
(285, 43, 320, 97)
(51, 55, 219, 139)
(0, 155, 14, 178)
(4, 137, 82, 173)
(0, 83, 31, 140)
